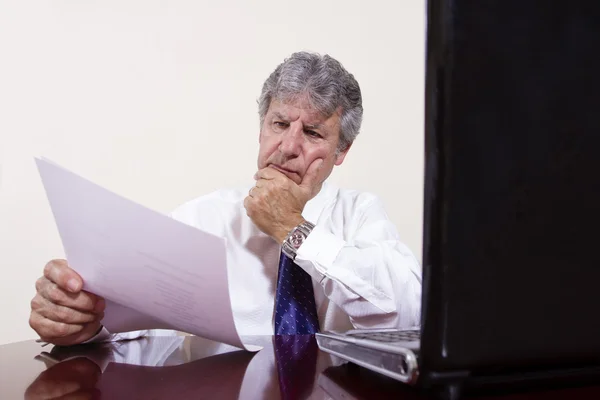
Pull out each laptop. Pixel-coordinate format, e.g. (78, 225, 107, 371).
(317, 0, 600, 394)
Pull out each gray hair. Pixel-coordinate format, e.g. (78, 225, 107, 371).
(258, 51, 363, 151)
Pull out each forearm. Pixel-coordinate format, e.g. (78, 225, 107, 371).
(295, 222, 422, 329)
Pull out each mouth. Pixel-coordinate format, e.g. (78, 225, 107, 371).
(268, 164, 300, 180)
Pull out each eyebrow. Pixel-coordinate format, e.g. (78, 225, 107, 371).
(304, 122, 323, 130)
(272, 112, 324, 131)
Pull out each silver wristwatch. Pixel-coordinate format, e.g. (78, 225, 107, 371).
(282, 220, 315, 260)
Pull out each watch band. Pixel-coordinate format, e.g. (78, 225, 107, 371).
(281, 220, 315, 260)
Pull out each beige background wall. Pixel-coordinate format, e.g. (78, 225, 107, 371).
(0, 0, 426, 345)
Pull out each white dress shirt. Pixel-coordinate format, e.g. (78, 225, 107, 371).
(90, 180, 422, 342)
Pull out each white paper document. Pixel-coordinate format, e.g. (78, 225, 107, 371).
(35, 157, 260, 352)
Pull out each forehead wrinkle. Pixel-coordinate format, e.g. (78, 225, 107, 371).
(270, 101, 332, 130)
(272, 111, 287, 120)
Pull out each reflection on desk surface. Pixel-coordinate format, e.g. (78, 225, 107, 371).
(2, 335, 600, 400)
(318, 363, 600, 400)
(20, 334, 339, 400)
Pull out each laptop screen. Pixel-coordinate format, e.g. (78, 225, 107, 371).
(422, 0, 600, 369)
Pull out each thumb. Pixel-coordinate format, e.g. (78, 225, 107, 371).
(300, 159, 324, 191)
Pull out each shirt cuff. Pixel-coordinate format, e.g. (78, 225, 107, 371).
(295, 224, 345, 280)
(82, 326, 112, 344)
(82, 326, 149, 344)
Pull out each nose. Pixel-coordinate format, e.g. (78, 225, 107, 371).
(278, 122, 303, 157)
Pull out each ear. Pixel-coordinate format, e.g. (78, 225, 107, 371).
(334, 142, 352, 166)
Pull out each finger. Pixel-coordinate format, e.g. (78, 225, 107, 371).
(243, 196, 253, 216)
(43, 260, 83, 294)
(255, 167, 284, 180)
(25, 358, 101, 400)
(30, 311, 85, 339)
(248, 185, 261, 198)
(36, 278, 104, 313)
(25, 378, 82, 400)
(300, 158, 324, 190)
(32, 294, 100, 324)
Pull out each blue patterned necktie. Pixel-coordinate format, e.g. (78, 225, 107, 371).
(274, 252, 320, 335)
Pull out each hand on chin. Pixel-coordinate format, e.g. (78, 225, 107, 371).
(245, 159, 323, 242)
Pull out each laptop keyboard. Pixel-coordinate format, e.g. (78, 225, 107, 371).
(347, 329, 421, 343)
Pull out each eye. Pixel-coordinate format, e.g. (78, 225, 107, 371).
(274, 121, 288, 128)
(305, 130, 322, 138)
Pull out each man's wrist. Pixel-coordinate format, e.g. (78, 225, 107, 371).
(281, 219, 315, 260)
(274, 215, 305, 243)
(81, 325, 106, 344)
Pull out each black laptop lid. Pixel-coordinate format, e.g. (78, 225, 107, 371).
(421, 0, 600, 372)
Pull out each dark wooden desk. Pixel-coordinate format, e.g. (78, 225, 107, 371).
(2, 335, 600, 399)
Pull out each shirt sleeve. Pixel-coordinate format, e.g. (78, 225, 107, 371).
(295, 196, 422, 330)
(58, 333, 185, 372)
(83, 328, 177, 344)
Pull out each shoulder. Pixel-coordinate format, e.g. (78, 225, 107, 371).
(325, 183, 406, 244)
(308, 181, 390, 229)
(169, 186, 250, 229)
(172, 187, 249, 210)
(328, 183, 386, 213)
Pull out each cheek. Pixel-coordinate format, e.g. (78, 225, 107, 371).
(258, 137, 278, 166)
(304, 147, 336, 172)
(309, 145, 334, 162)
(304, 144, 328, 159)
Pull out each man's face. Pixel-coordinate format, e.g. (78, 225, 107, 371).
(257, 97, 350, 196)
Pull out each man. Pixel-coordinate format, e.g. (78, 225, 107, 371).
(29, 51, 422, 346)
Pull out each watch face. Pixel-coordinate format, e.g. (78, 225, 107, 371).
(290, 231, 304, 248)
